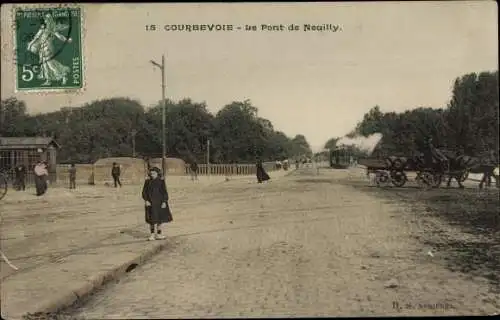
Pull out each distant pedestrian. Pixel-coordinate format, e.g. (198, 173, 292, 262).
(190, 161, 199, 181)
(68, 163, 77, 189)
(144, 156, 152, 173)
(275, 160, 282, 170)
(282, 159, 289, 171)
(142, 167, 173, 241)
(14, 164, 26, 191)
(256, 160, 270, 183)
(34, 160, 48, 196)
(111, 162, 122, 188)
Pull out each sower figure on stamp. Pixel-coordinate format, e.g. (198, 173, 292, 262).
(111, 162, 122, 188)
(27, 13, 72, 86)
(142, 167, 173, 241)
(14, 164, 26, 191)
(68, 163, 77, 189)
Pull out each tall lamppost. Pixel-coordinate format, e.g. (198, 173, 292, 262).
(207, 139, 211, 177)
(131, 129, 137, 158)
(150, 55, 166, 176)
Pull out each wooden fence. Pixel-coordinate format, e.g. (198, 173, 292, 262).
(53, 161, 280, 185)
(186, 162, 276, 176)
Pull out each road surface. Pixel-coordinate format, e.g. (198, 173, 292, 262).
(67, 168, 499, 318)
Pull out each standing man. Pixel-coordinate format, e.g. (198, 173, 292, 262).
(190, 161, 199, 181)
(68, 163, 77, 189)
(111, 162, 122, 188)
(14, 164, 26, 191)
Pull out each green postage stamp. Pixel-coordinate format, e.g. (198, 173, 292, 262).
(14, 6, 83, 91)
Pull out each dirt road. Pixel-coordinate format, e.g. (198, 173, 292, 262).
(65, 168, 499, 318)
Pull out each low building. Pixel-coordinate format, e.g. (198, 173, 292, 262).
(0, 137, 61, 184)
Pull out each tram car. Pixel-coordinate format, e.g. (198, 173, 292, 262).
(329, 147, 352, 169)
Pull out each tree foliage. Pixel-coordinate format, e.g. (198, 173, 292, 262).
(325, 71, 499, 158)
(1, 97, 312, 164)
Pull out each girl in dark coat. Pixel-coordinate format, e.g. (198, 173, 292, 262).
(142, 167, 173, 241)
(256, 160, 271, 183)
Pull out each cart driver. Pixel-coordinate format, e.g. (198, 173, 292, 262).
(426, 138, 448, 165)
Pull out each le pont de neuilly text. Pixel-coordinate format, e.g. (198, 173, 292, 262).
(145, 23, 342, 32)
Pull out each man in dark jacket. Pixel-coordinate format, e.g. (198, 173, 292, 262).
(14, 164, 26, 191)
(190, 161, 199, 181)
(111, 162, 122, 188)
(69, 164, 77, 189)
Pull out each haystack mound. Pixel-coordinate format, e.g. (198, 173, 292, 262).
(150, 157, 186, 176)
(93, 157, 147, 185)
(56, 164, 94, 184)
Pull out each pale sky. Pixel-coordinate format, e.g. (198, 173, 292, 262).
(1, 2, 498, 151)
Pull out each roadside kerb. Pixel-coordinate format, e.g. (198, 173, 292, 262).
(1, 225, 174, 320)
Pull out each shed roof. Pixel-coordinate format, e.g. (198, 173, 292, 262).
(0, 137, 60, 150)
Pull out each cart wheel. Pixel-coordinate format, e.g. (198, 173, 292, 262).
(375, 171, 391, 187)
(418, 172, 434, 190)
(390, 170, 407, 187)
(393, 159, 404, 170)
(459, 169, 469, 182)
(432, 173, 443, 188)
(0, 175, 7, 200)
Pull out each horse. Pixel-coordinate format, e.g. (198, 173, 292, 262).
(405, 152, 468, 188)
(439, 152, 498, 189)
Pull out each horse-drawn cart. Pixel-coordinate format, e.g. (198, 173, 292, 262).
(359, 155, 469, 189)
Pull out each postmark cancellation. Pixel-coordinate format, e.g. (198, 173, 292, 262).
(12, 5, 84, 92)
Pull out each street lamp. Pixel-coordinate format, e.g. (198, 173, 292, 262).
(131, 129, 137, 158)
(150, 55, 166, 176)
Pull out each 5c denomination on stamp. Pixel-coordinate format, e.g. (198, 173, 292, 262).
(14, 6, 83, 91)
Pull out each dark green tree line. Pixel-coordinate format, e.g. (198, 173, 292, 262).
(1, 97, 312, 164)
(324, 71, 499, 158)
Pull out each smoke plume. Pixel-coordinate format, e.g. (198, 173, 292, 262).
(337, 133, 383, 156)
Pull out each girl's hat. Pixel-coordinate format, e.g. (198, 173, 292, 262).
(149, 167, 161, 174)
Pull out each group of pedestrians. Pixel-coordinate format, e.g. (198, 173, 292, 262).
(9, 158, 273, 241)
(12, 161, 124, 194)
(13, 160, 49, 196)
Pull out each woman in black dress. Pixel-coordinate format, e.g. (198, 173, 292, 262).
(256, 160, 271, 183)
(142, 167, 173, 240)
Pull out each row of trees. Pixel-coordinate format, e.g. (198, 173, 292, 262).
(0, 98, 313, 164)
(323, 71, 499, 158)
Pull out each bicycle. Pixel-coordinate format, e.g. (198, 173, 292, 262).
(0, 170, 8, 200)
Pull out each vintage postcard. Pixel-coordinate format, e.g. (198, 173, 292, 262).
(0, 2, 498, 319)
